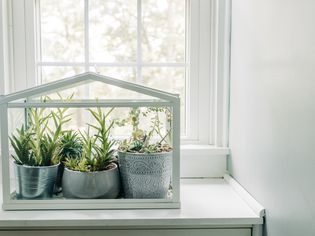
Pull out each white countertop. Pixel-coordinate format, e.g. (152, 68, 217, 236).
(0, 178, 263, 230)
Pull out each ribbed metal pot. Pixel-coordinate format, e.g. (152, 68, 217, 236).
(118, 151, 172, 199)
(62, 163, 120, 199)
(14, 162, 59, 199)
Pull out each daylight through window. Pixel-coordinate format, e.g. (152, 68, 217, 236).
(37, 0, 187, 135)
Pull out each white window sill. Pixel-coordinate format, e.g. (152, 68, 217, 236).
(180, 145, 230, 156)
(0, 175, 264, 230)
(180, 145, 230, 178)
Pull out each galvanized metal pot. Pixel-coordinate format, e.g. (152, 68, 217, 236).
(118, 151, 172, 199)
(62, 163, 120, 199)
(14, 162, 59, 199)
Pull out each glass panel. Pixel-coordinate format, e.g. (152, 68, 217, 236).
(8, 105, 173, 200)
(89, 67, 153, 99)
(89, 0, 137, 62)
(40, 66, 84, 83)
(8, 108, 25, 194)
(109, 107, 171, 141)
(40, 66, 85, 99)
(142, 67, 186, 134)
(39, 0, 84, 62)
(39, 66, 87, 129)
(142, 0, 186, 62)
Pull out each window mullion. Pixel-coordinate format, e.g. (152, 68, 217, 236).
(35, 0, 42, 85)
(84, 0, 89, 72)
(84, 0, 90, 98)
(185, 0, 200, 142)
(136, 0, 142, 84)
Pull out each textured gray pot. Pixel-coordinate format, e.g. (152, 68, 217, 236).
(62, 163, 120, 199)
(14, 162, 59, 199)
(118, 151, 172, 199)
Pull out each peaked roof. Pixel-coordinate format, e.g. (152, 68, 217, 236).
(0, 72, 180, 104)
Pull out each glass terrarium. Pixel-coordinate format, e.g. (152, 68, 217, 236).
(0, 72, 180, 210)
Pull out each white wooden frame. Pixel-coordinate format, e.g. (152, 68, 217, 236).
(0, 72, 181, 210)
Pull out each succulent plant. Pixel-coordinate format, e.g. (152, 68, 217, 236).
(59, 130, 82, 162)
(64, 107, 116, 172)
(10, 94, 73, 166)
(88, 107, 116, 168)
(10, 125, 34, 166)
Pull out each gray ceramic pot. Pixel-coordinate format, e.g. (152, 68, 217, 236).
(14, 162, 59, 199)
(118, 151, 172, 199)
(62, 163, 120, 199)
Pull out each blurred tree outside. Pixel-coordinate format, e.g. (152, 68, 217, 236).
(38, 0, 186, 134)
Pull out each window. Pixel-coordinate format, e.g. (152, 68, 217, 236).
(36, 0, 187, 135)
(1, 0, 231, 169)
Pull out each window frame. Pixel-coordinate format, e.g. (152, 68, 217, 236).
(0, 0, 231, 177)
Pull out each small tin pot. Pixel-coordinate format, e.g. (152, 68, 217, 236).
(62, 163, 120, 199)
(118, 151, 172, 199)
(14, 162, 59, 199)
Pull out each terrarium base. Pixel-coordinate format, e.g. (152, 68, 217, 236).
(4, 189, 178, 210)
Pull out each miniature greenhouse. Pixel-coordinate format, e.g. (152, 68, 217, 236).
(0, 72, 180, 210)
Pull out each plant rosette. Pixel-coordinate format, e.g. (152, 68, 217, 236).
(62, 163, 120, 199)
(118, 150, 172, 199)
(14, 162, 60, 199)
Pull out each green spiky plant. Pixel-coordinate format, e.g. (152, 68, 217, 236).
(26, 107, 51, 165)
(64, 129, 96, 172)
(89, 107, 116, 169)
(10, 95, 73, 166)
(118, 107, 172, 154)
(64, 107, 116, 172)
(28, 106, 71, 166)
(10, 125, 34, 166)
(59, 130, 83, 162)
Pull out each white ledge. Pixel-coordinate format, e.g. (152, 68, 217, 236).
(180, 145, 229, 178)
(0, 176, 264, 230)
(180, 145, 230, 156)
(224, 174, 265, 218)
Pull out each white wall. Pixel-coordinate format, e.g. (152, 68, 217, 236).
(228, 0, 315, 235)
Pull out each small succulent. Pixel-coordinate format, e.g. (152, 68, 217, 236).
(64, 129, 96, 172)
(59, 130, 82, 162)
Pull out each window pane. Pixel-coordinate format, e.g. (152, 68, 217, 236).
(142, 67, 186, 134)
(40, 66, 84, 83)
(89, 0, 137, 62)
(89, 67, 153, 99)
(39, 0, 84, 62)
(142, 0, 186, 62)
(39, 66, 85, 98)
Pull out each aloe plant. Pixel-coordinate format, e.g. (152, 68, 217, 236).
(64, 107, 116, 172)
(10, 94, 73, 166)
(10, 125, 34, 165)
(88, 107, 116, 168)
